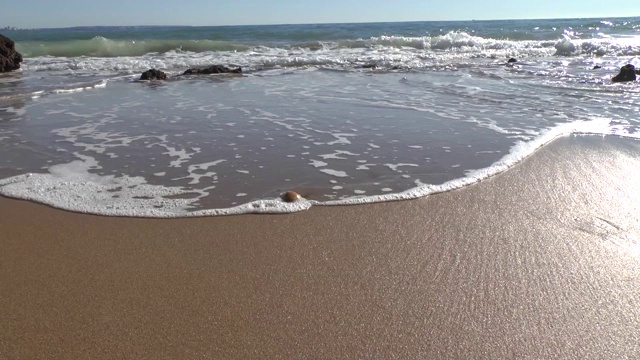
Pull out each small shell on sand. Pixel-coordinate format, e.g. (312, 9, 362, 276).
(282, 191, 302, 202)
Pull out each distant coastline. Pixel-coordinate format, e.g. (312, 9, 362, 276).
(1, 26, 40, 31)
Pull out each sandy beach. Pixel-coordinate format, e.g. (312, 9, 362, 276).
(1, 135, 640, 359)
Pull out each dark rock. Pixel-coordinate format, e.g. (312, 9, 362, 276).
(612, 64, 636, 83)
(0, 34, 23, 73)
(183, 65, 242, 75)
(140, 68, 167, 81)
(592, 65, 602, 69)
(507, 58, 518, 63)
(359, 64, 377, 69)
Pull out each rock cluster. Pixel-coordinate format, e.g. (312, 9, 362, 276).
(612, 64, 638, 83)
(140, 69, 168, 80)
(0, 34, 23, 72)
(139, 65, 242, 81)
(139, 62, 640, 85)
(183, 65, 242, 75)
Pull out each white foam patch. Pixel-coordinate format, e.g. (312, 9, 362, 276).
(0, 157, 199, 216)
(51, 80, 108, 94)
(470, 118, 522, 135)
(319, 150, 360, 160)
(384, 163, 420, 172)
(327, 133, 356, 145)
(320, 169, 349, 178)
(173, 159, 227, 184)
(161, 145, 201, 168)
(52, 117, 158, 154)
(0, 156, 314, 217)
(2, 106, 27, 117)
(309, 160, 328, 168)
(187, 160, 226, 171)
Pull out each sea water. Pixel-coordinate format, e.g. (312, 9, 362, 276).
(1, 18, 639, 216)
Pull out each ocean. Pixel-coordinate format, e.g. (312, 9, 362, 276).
(1, 18, 639, 216)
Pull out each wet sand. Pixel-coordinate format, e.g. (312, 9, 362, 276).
(1, 135, 640, 359)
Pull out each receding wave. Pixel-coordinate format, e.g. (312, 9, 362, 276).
(0, 119, 637, 217)
(16, 37, 251, 57)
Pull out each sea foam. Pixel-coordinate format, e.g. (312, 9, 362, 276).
(18, 32, 640, 75)
(1, 118, 636, 217)
(0, 155, 313, 217)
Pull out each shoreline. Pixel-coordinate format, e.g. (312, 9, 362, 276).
(2, 135, 640, 359)
(1, 129, 634, 218)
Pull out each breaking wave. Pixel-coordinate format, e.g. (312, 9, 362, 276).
(17, 37, 251, 57)
(15, 32, 640, 61)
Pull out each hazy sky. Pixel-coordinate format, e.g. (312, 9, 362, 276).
(2, 0, 639, 28)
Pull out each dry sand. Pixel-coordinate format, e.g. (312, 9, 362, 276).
(1, 135, 640, 359)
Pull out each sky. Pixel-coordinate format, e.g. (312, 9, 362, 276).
(2, 0, 639, 28)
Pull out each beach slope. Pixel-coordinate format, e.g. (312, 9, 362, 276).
(1, 135, 640, 359)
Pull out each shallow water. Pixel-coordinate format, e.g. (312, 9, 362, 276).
(1, 18, 640, 216)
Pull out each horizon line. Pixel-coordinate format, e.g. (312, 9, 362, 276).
(3, 15, 638, 31)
